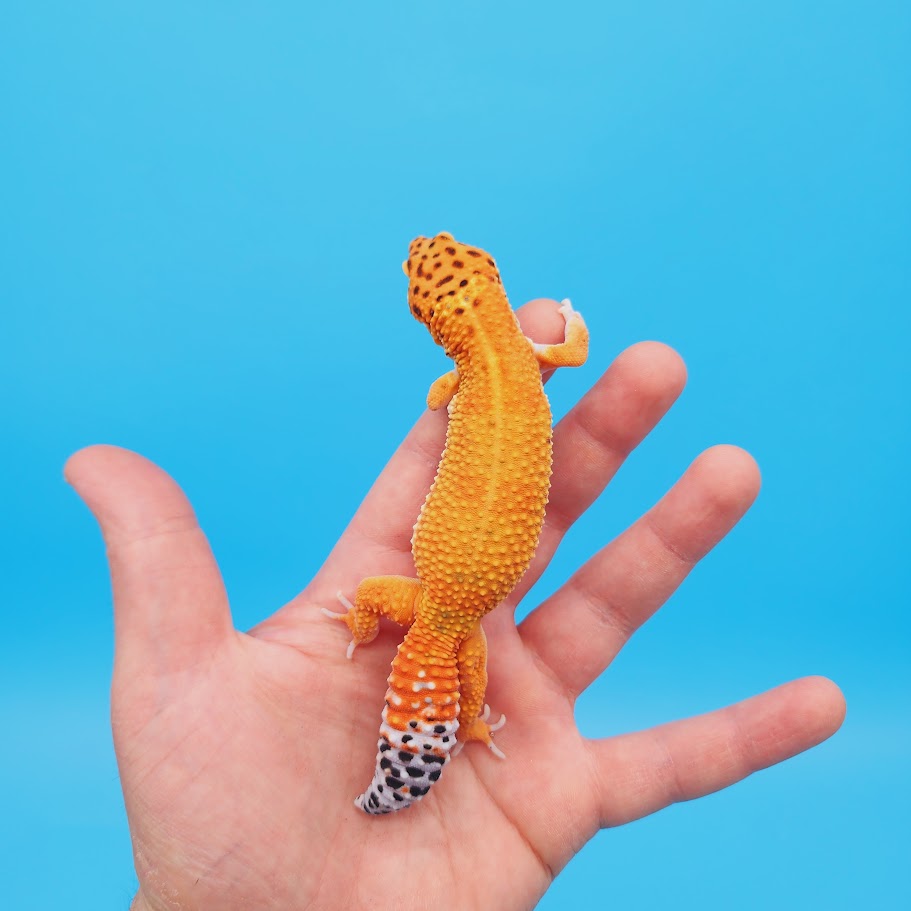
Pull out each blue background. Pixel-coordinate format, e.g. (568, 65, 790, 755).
(2, 2, 908, 907)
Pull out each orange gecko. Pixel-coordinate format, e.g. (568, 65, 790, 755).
(323, 232, 589, 814)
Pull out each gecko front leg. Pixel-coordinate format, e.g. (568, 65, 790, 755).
(427, 369, 460, 411)
(529, 299, 590, 369)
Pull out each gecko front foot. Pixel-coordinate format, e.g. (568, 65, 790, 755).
(529, 297, 589, 369)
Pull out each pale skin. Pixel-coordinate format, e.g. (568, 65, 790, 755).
(66, 299, 846, 911)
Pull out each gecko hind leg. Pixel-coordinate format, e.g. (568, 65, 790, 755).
(321, 575, 422, 659)
(455, 625, 507, 759)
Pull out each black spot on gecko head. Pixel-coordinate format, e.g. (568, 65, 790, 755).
(404, 232, 501, 345)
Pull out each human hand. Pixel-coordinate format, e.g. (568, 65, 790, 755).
(66, 299, 845, 911)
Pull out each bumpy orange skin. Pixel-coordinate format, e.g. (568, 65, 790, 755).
(334, 233, 588, 814)
(408, 233, 554, 631)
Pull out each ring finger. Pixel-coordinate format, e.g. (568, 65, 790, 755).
(518, 444, 761, 697)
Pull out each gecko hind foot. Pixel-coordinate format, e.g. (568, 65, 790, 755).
(485, 707, 507, 759)
(457, 704, 507, 759)
(319, 592, 359, 659)
(319, 607, 346, 619)
(319, 590, 356, 619)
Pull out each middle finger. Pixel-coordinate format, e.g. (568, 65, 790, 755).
(496, 339, 687, 619)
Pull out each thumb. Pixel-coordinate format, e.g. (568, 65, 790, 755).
(65, 444, 233, 677)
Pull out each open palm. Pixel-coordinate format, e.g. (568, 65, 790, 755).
(67, 300, 844, 911)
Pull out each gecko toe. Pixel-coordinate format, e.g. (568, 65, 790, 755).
(489, 713, 506, 733)
(320, 606, 347, 619)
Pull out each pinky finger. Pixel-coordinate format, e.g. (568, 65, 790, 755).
(589, 676, 846, 828)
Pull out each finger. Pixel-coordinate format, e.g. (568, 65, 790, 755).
(305, 299, 573, 603)
(588, 676, 846, 827)
(65, 445, 233, 675)
(520, 445, 760, 696)
(505, 340, 686, 610)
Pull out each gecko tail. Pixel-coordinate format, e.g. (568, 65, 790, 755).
(355, 710, 459, 815)
(356, 628, 461, 815)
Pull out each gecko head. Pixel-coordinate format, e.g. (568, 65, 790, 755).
(402, 232, 501, 346)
